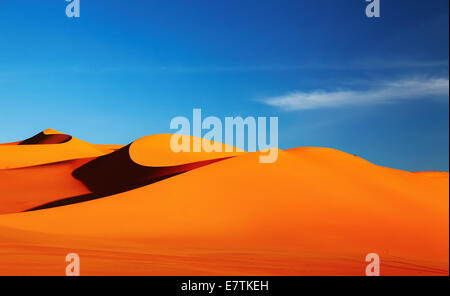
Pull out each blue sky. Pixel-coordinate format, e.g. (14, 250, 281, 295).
(0, 0, 448, 171)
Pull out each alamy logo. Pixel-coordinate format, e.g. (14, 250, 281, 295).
(366, 0, 380, 18)
(65, 0, 80, 18)
(170, 109, 279, 163)
(65, 253, 80, 276)
(365, 253, 380, 276)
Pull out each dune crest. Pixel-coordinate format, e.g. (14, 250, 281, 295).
(130, 134, 246, 167)
(19, 128, 72, 145)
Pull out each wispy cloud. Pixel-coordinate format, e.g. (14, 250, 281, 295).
(262, 77, 450, 111)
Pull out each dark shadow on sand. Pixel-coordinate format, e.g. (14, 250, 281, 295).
(20, 132, 72, 145)
(26, 145, 232, 212)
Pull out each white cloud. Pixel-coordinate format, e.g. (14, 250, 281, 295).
(263, 78, 450, 111)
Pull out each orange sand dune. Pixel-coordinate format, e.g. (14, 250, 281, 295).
(0, 144, 447, 276)
(0, 133, 244, 213)
(0, 129, 108, 169)
(69, 134, 244, 196)
(0, 158, 93, 214)
(19, 128, 73, 145)
(1, 129, 75, 145)
(129, 134, 245, 167)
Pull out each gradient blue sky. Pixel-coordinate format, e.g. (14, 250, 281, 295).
(0, 0, 448, 171)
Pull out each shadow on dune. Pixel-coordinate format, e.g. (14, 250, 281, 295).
(26, 172, 182, 211)
(26, 145, 231, 211)
(20, 132, 72, 145)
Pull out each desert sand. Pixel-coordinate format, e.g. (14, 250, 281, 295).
(0, 129, 448, 275)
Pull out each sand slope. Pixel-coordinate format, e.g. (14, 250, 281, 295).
(0, 158, 93, 214)
(0, 133, 244, 214)
(0, 141, 447, 275)
(0, 129, 107, 169)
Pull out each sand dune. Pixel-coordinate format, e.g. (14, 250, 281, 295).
(73, 134, 244, 192)
(0, 158, 93, 214)
(0, 132, 447, 275)
(0, 129, 107, 169)
(19, 128, 73, 145)
(0, 133, 244, 213)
